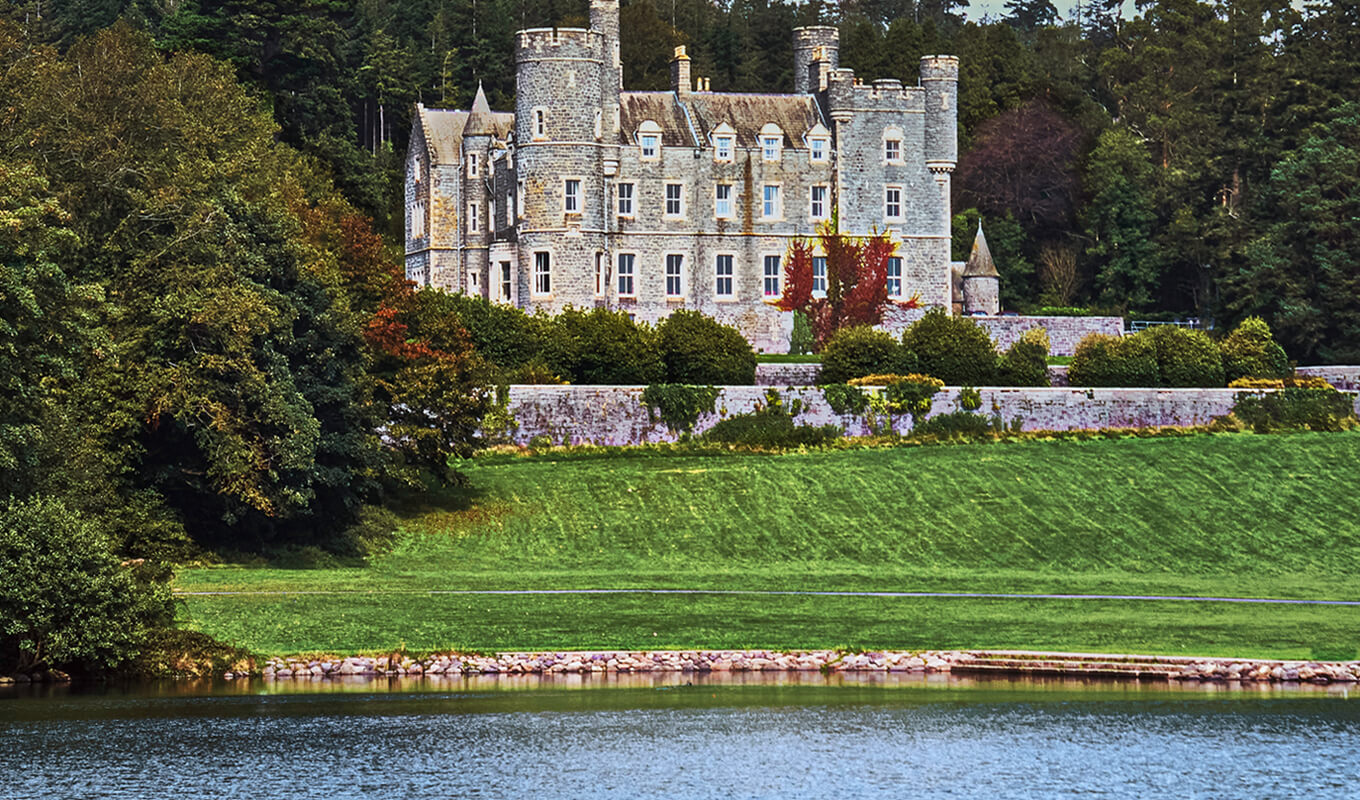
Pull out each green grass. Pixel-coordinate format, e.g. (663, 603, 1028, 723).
(178, 431, 1360, 658)
(1047, 356, 1072, 365)
(756, 353, 821, 363)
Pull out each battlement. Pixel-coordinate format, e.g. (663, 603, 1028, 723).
(920, 55, 960, 83)
(793, 25, 839, 45)
(516, 27, 603, 60)
(825, 69, 923, 109)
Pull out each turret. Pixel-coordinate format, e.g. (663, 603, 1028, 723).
(962, 221, 1001, 315)
(793, 26, 839, 95)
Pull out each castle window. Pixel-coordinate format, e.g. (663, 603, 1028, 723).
(812, 256, 827, 297)
(887, 256, 902, 297)
(506, 195, 514, 227)
(499, 261, 512, 303)
(665, 254, 685, 299)
(810, 185, 828, 220)
(714, 134, 734, 162)
(517, 179, 525, 218)
(715, 254, 734, 298)
(594, 109, 602, 140)
(533, 251, 551, 295)
(665, 183, 684, 217)
(468, 202, 479, 233)
(466, 152, 478, 177)
(410, 200, 425, 238)
(884, 127, 905, 164)
(638, 120, 663, 160)
(885, 186, 902, 220)
(468, 270, 480, 295)
(761, 135, 781, 162)
(763, 254, 782, 298)
(490, 198, 497, 229)
(617, 183, 635, 217)
(617, 253, 636, 297)
(533, 108, 547, 139)
(564, 179, 581, 213)
(714, 184, 732, 219)
(809, 136, 829, 162)
(762, 184, 782, 220)
(595, 252, 605, 296)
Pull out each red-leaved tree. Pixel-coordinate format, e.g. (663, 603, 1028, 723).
(776, 220, 920, 350)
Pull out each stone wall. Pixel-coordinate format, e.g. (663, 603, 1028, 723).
(502, 384, 1350, 446)
(755, 362, 822, 385)
(1296, 365, 1360, 390)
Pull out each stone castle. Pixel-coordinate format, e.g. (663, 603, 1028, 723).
(405, 1, 990, 350)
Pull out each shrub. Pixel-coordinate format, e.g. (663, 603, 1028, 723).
(1228, 387, 1357, 432)
(1229, 376, 1333, 390)
(901, 309, 999, 385)
(1221, 317, 1291, 383)
(847, 373, 911, 386)
(998, 327, 1050, 386)
(1068, 333, 1157, 386)
(959, 386, 983, 410)
(822, 383, 869, 415)
(789, 311, 814, 356)
(641, 384, 721, 434)
(818, 326, 911, 384)
(656, 310, 756, 385)
(702, 394, 840, 448)
(880, 374, 945, 416)
(912, 410, 999, 439)
(441, 293, 546, 374)
(541, 307, 664, 385)
(1144, 326, 1224, 387)
(1, 496, 175, 675)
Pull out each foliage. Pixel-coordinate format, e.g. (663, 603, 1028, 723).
(1143, 326, 1225, 388)
(657, 310, 757, 386)
(1228, 389, 1358, 433)
(958, 386, 983, 411)
(1067, 333, 1157, 387)
(641, 384, 722, 434)
(998, 327, 1051, 386)
(1220, 317, 1291, 384)
(441, 294, 548, 377)
(702, 391, 838, 448)
(789, 310, 814, 356)
(777, 220, 918, 350)
(912, 409, 999, 439)
(901, 308, 999, 385)
(542, 307, 665, 385)
(822, 384, 869, 416)
(1228, 376, 1332, 390)
(1082, 127, 1163, 311)
(0, 496, 175, 675)
(951, 210, 1036, 310)
(818, 326, 911, 384)
(880, 374, 945, 416)
(847, 374, 914, 386)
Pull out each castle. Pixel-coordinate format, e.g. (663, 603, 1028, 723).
(405, 1, 989, 351)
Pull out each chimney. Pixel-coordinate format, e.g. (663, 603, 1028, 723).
(671, 46, 691, 96)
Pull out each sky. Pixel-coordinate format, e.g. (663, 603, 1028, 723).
(962, 0, 1139, 23)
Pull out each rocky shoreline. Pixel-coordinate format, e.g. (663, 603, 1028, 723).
(235, 649, 1360, 684)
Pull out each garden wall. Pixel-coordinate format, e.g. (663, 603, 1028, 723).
(502, 385, 1355, 447)
(874, 309, 1123, 357)
(1296, 366, 1360, 390)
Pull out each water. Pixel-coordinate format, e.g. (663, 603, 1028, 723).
(3, 673, 1358, 798)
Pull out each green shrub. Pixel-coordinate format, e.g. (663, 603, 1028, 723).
(641, 384, 722, 434)
(1144, 326, 1225, 387)
(789, 311, 814, 356)
(1221, 317, 1291, 383)
(440, 293, 546, 373)
(541, 307, 664, 385)
(822, 383, 869, 415)
(818, 326, 911, 384)
(1034, 306, 1092, 316)
(1229, 388, 1358, 432)
(702, 408, 841, 448)
(1, 496, 175, 675)
(1068, 333, 1158, 386)
(959, 386, 983, 410)
(912, 410, 999, 439)
(656, 310, 756, 385)
(998, 327, 1051, 386)
(881, 375, 945, 415)
(901, 309, 999, 385)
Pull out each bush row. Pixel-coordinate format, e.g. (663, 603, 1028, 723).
(1068, 317, 1292, 388)
(818, 310, 1049, 387)
(436, 296, 756, 386)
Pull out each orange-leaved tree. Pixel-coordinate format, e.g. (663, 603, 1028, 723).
(776, 218, 919, 351)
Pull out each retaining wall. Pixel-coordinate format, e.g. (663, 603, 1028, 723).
(1296, 365, 1360, 390)
(502, 384, 1336, 446)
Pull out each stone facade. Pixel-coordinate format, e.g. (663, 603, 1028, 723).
(405, 1, 957, 352)
(499, 384, 1359, 447)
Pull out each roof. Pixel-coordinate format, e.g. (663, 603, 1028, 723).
(419, 103, 514, 163)
(963, 222, 1000, 278)
(618, 91, 824, 148)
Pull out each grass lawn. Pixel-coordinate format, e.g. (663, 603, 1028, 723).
(755, 353, 821, 363)
(178, 431, 1360, 659)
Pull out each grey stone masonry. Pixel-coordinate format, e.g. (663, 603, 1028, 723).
(406, 5, 962, 351)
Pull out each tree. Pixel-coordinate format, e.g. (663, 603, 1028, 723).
(1082, 126, 1162, 309)
(777, 220, 918, 351)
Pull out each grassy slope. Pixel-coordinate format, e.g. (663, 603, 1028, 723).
(179, 432, 1360, 657)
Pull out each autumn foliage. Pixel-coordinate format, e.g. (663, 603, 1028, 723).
(776, 222, 919, 351)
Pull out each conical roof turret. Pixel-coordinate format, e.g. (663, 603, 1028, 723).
(464, 82, 495, 136)
(963, 220, 1000, 278)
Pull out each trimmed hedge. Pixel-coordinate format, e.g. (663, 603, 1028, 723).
(818, 326, 913, 384)
(541, 307, 664, 385)
(657, 310, 756, 385)
(1068, 333, 1158, 386)
(901, 309, 998, 385)
(998, 327, 1050, 386)
(1221, 317, 1291, 383)
(1144, 326, 1224, 387)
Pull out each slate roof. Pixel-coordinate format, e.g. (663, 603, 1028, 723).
(618, 91, 824, 148)
(963, 222, 1000, 278)
(419, 104, 514, 163)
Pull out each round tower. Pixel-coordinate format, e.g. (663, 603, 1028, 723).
(793, 26, 840, 94)
(515, 27, 607, 311)
(962, 221, 1001, 316)
(920, 55, 959, 171)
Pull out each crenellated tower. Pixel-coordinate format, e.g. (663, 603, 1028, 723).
(793, 26, 840, 95)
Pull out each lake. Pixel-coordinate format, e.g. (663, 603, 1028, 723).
(3, 673, 1357, 798)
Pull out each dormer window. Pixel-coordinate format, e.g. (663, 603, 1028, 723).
(637, 120, 663, 160)
(760, 123, 784, 161)
(715, 135, 734, 161)
(809, 136, 829, 162)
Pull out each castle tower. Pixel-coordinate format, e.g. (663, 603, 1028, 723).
(461, 83, 495, 298)
(920, 55, 959, 235)
(793, 26, 839, 95)
(515, 25, 607, 311)
(962, 221, 1001, 315)
(590, 0, 621, 150)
